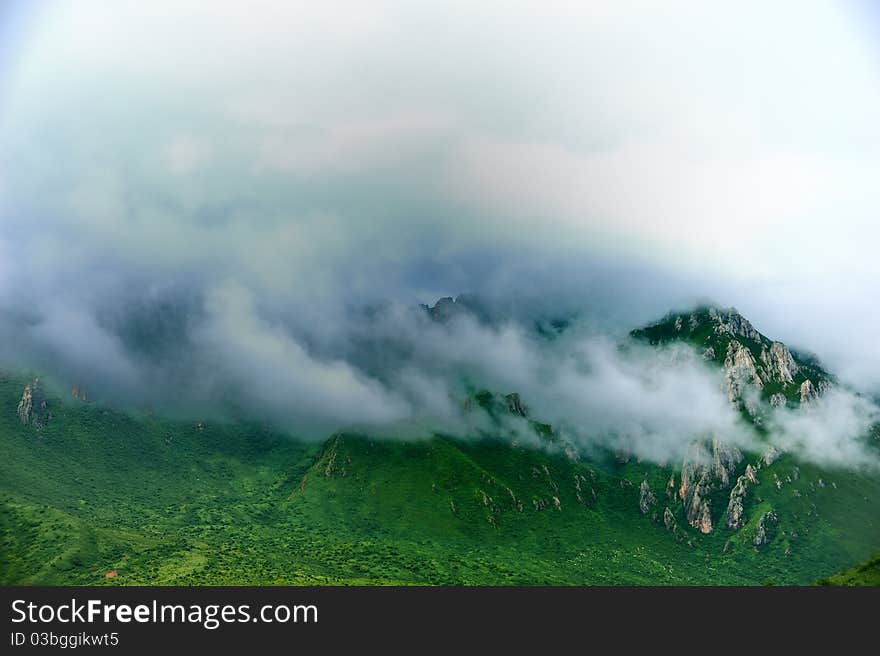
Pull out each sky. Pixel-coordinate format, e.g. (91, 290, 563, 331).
(0, 1, 879, 463)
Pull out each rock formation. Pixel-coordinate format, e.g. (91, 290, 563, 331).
(760, 341, 799, 385)
(17, 384, 33, 425)
(723, 340, 763, 403)
(639, 480, 657, 514)
(678, 440, 743, 534)
(17, 379, 50, 429)
(709, 307, 762, 342)
(799, 379, 819, 405)
(753, 511, 778, 547)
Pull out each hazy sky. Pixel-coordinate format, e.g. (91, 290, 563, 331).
(0, 2, 879, 459)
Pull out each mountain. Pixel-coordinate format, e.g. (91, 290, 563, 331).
(1, 305, 878, 585)
(631, 305, 833, 408)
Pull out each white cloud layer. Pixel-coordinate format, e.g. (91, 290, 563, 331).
(0, 1, 878, 466)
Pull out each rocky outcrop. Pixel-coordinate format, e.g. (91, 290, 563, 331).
(769, 392, 787, 408)
(17, 384, 33, 425)
(799, 379, 819, 404)
(702, 346, 715, 361)
(639, 480, 657, 515)
(663, 507, 676, 531)
(725, 479, 747, 530)
(710, 307, 762, 342)
(678, 439, 743, 534)
(760, 342, 799, 385)
(723, 340, 763, 403)
(70, 386, 88, 401)
(505, 393, 527, 417)
(686, 486, 713, 534)
(17, 379, 50, 429)
(711, 438, 742, 488)
(724, 464, 758, 530)
(753, 511, 778, 547)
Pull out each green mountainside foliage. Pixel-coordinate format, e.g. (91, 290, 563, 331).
(819, 554, 880, 586)
(1, 306, 878, 585)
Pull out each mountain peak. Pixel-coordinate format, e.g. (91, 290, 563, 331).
(632, 304, 833, 409)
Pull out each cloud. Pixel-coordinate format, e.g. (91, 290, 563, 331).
(0, 1, 878, 467)
(767, 388, 880, 470)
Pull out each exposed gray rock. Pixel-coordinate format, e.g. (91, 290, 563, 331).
(663, 507, 676, 531)
(799, 379, 819, 404)
(725, 463, 760, 530)
(761, 445, 782, 467)
(711, 438, 743, 488)
(639, 480, 657, 515)
(702, 346, 715, 361)
(723, 340, 763, 403)
(769, 392, 787, 408)
(16, 384, 33, 425)
(724, 480, 747, 530)
(745, 464, 759, 484)
(753, 511, 779, 547)
(710, 307, 762, 342)
(760, 341, 799, 385)
(17, 379, 50, 429)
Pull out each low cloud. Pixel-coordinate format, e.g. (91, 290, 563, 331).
(767, 388, 880, 470)
(1, 1, 879, 469)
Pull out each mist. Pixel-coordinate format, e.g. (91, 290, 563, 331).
(1, 1, 879, 468)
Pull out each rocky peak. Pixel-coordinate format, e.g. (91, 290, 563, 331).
(724, 464, 758, 530)
(753, 511, 779, 547)
(638, 480, 657, 515)
(423, 296, 459, 322)
(17, 383, 33, 425)
(678, 439, 743, 534)
(769, 392, 787, 408)
(708, 307, 762, 342)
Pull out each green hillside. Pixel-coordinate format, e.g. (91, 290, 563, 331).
(2, 359, 879, 585)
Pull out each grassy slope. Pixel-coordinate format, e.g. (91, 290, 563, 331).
(2, 373, 879, 585)
(819, 554, 880, 586)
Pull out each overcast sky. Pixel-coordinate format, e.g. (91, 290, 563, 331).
(0, 2, 879, 457)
